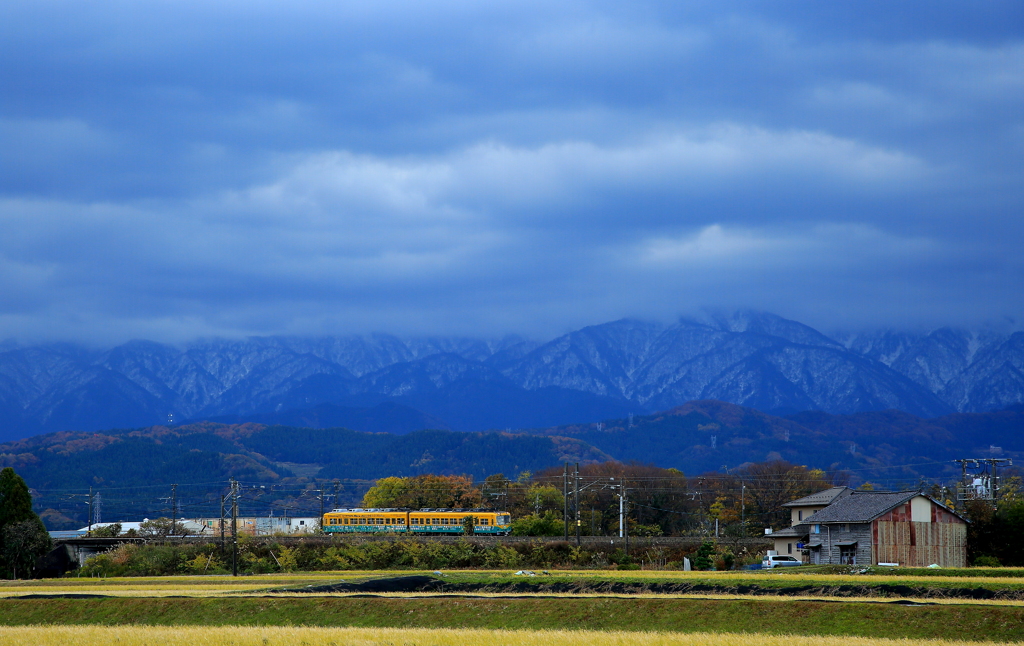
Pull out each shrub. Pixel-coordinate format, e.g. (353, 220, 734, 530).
(692, 540, 716, 571)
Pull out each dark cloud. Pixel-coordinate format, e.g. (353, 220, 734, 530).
(0, 1, 1021, 344)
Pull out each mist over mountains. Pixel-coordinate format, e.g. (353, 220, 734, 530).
(1, 311, 1022, 442)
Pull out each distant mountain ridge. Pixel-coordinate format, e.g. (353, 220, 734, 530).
(1, 311, 1022, 441)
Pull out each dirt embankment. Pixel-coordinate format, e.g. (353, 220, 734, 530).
(286, 576, 1024, 601)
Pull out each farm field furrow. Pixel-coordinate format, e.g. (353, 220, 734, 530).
(4, 590, 1024, 608)
(8, 569, 1024, 588)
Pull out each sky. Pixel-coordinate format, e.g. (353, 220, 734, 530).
(1, 1, 1022, 345)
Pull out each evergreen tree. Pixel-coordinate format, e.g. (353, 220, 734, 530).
(0, 467, 52, 579)
(0, 467, 35, 527)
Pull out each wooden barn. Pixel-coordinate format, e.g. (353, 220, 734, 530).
(801, 491, 967, 567)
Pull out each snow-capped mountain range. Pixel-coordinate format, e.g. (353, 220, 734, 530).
(1, 311, 1022, 440)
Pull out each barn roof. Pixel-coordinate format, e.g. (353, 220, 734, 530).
(802, 491, 919, 523)
(782, 486, 854, 508)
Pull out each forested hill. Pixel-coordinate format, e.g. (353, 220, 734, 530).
(7, 401, 1024, 531)
(0, 421, 609, 494)
(521, 400, 1024, 484)
(8, 400, 1022, 507)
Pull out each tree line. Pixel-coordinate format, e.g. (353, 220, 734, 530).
(359, 460, 840, 538)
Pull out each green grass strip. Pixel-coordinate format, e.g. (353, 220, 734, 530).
(1, 597, 1022, 641)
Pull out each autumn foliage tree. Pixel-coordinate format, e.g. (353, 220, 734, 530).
(362, 474, 483, 509)
(734, 460, 836, 530)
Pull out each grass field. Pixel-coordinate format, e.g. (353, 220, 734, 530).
(3, 569, 1023, 642)
(0, 626, 1018, 646)
(1, 596, 1023, 641)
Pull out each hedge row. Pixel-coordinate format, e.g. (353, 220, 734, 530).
(76, 537, 742, 576)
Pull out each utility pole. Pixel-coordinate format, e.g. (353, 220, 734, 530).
(741, 484, 746, 531)
(618, 486, 624, 538)
(986, 458, 1012, 499)
(231, 479, 239, 577)
(317, 480, 325, 532)
(574, 462, 581, 547)
(170, 483, 178, 538)
(623, 486, 629, 557)
(219, 493, 226, 550)
(563, 463, 569, 542)
(88, 486, 94, 536)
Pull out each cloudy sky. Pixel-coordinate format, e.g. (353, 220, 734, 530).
(1, 1, 1022, 345)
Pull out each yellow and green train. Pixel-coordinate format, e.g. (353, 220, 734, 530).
(322, 508, 512, 535)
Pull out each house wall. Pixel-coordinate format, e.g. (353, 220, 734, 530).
(818, 523, 873, 565)
(789, 506, 827, 525)
(870, 497, 967, 567)
(773, 536, 801, 557)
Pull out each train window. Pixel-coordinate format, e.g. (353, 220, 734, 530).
(480, 519, 489, 525)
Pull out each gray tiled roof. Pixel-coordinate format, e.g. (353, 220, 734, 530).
(802, 491, 919, 524)
(782, 486, 854, 508)
(768, 525, 806, 538)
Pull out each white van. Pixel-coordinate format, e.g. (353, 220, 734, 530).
(762, 554, 802, 569)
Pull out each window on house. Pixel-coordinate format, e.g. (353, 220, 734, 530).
(798, 511, 803, 521)
(813, 524, 820, 534)
(787, 543, 793, 554)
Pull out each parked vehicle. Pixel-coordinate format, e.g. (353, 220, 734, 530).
(762, 554, 803, 568)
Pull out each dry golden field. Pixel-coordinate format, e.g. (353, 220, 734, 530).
(0, 626, 1018, 646)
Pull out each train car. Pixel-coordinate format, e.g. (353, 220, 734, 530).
(323, 508, 511, 535)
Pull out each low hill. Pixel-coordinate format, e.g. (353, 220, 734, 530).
(520, 400, 1024, 484)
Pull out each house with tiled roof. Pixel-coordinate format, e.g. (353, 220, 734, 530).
(769, 486, 853, 558)
(802, 490, 967, 567)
